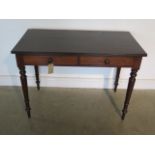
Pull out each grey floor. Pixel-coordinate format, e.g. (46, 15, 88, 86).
(0, 86, 155, 135)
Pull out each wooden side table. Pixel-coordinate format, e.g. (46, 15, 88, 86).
(11, 29, 147, 120)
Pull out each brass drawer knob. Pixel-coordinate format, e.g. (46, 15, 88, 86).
(104, 58, 110, 65)
(48, 57, 53, 64)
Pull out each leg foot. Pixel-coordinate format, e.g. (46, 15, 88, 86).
(122, 68, 138, 120)
(114, 67, 121, 92)
(121, 111, 126, 120)
(34, 65, 40, 90)
(19, 66, 31, 118)
(25, 106, 31, 118)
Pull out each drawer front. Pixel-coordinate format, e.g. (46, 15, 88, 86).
(80, 56, 136, 67)
(23, 55, 78, 65)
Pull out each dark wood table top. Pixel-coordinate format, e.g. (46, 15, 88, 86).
(11, 29, 147, 57)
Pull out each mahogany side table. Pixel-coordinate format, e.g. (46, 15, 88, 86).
(11, 29, 147, 120)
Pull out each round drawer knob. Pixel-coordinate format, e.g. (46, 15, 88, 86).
(48, 57, 53, 64)
(104, 59, 110, 65)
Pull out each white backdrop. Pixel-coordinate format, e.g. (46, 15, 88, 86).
(0, 19, 154, 89)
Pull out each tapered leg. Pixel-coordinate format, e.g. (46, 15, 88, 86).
(34, 65, 40, 90)
(122, 68, 138, 120)
(114, 67, 121, 92)
(19, 66, 31, 118)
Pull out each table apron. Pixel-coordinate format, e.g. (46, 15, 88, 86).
(16, 55, 142, 69)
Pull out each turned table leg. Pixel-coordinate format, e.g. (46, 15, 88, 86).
(114, 67, 121, 92)
(122, 68, 138, 120)
(34, 65, 40, 90)
(19, 65, 31, 118)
